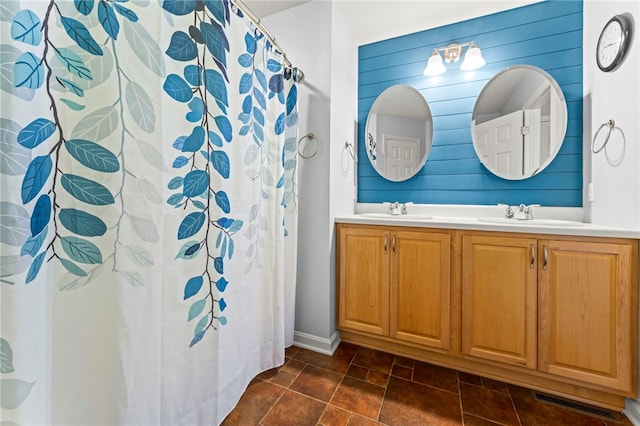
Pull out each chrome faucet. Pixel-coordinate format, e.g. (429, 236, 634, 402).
(498, 203, 515, 218)
(385, 201, 413, 215)
(499, 203, 540, 220)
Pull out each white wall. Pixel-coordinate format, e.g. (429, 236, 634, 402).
(584, 1, 640, 230)
(328, 3, 359, 340)
(583, 2, 640, 422)
(264, 0, 357, 353)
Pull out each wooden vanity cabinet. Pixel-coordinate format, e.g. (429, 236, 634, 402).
(538, 239, 637, 393)
(337, 225, 389, 336)
(337, 223, 638, 409)
(461, 233, 637, 394)
(461, 234, 538, 369)
(391, 229, 451, 349)
(337, 224, 451, 350)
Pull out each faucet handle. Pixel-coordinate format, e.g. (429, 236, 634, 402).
(524, 204, 541, 219)
(401, 202, 413, 215)
(497, 203, 514, 218)
(384, 201, 402, 215)
(511, 204, 531, 220)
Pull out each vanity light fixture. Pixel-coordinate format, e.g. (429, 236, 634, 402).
(424, 41, 486, 76)
(424, 50, 446, 76)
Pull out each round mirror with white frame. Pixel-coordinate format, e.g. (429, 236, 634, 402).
(365, 85, 433, 182)
(471, 65, 568, 180)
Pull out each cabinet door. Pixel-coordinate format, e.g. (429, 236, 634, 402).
(462, 234, 537, 369)
(538, 240, 635, 393)
(390, 229, 451, 350)
(337, 225, 390, 336)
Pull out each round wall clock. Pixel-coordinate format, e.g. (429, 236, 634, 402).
(596, 14, 633, 72)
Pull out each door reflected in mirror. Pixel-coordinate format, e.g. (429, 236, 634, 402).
(365, 85, 433, 182)
(471, 65, 568, 180)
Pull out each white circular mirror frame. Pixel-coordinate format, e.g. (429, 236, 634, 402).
(470, 65, 568, 180)
(364, 85, 434, 182)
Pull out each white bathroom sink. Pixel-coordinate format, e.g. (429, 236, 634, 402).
(477, 217, 583, 227)
(359, 213, 433, 220)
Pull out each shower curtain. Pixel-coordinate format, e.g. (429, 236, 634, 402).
(0, 0, 299, 424)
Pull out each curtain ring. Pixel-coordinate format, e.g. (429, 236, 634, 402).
(298, 133, 317, 158)
(592, 119, 615, 154)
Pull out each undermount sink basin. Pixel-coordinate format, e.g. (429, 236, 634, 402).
(359, 213, 433, 220)
(477, 217, 583, 227)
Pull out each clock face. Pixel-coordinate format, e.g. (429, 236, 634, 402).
(598, 21, 622, 66)
(597, 16, 630, 72)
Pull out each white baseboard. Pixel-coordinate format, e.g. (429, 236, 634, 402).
(293, 330, 341, 355)
(625, 398, 640, 425)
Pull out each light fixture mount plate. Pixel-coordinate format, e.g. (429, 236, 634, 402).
(443, 43, 462, 63)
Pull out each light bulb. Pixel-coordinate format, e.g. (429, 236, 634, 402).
(461, 43, 486, 71)
(424, 50, 446, 76)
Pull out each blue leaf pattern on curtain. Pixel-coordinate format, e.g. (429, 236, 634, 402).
(163, 1, 238, 346)
(1, 0, 298, 423)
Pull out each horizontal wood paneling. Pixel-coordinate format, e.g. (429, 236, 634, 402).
(359, 2, 582, 58)
(357, 0, 583, 206)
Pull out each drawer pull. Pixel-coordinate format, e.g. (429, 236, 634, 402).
(391, 235, 396, 255)
(543, 245, 548, 270)
(530, 244, 535, 268)
(383, 234, 388, 254)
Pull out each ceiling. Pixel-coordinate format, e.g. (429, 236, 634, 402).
(242, 0, 542, 46)
(242, 1, 311, 18)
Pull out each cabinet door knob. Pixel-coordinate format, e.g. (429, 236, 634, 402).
(530, 244, 535, 268)
(391, 235, 396, 255)
(383, 234, 388, 254)
(542, 245, 548, 270)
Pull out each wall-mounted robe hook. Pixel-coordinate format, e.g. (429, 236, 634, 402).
(592, 119, 615, 154)
(298, 133, 317, 158)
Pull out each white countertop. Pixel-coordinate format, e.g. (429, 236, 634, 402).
(335, 204, 640, 239)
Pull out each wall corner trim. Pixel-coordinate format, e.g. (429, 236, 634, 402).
(625, 397, 640, 425)
(293, 330, 341, 355)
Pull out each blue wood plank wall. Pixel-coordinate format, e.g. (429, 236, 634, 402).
(357, 0, 583, 206)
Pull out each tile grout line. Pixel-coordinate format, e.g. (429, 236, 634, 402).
(457, 372, 466, 425)
(326, 350, 359, 425)
(284, 348, 371, 425)
(256, 378, 289, 425)
(257, 355, 307, 425)
(458, 377, 519, 426)
(318, 373, 348, 425)
(340, 346, 390, 424)
(505, 385, 524, 426)
(376, 375, 390, 425)
(374, 355, 416, 426)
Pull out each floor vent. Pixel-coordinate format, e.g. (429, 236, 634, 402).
(531, 391, 624, 423)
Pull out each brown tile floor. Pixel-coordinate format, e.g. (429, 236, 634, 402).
(222, 342, 634, 426)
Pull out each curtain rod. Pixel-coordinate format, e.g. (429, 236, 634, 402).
(230, 0, 304, 82)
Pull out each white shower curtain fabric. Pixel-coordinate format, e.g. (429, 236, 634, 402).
(0, 0, 299, 424)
